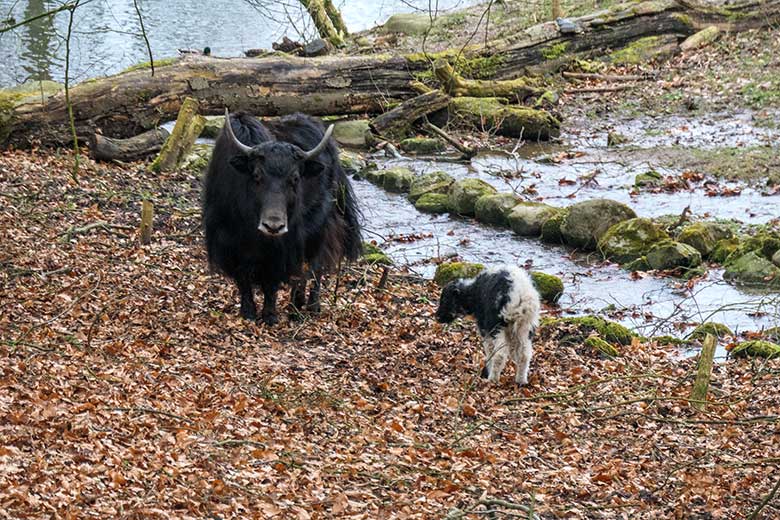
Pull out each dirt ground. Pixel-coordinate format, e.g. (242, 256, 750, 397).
(1, 152, 778, 519)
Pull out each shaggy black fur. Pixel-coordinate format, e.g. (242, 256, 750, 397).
(436, 269, 512, 339)
(203, 112, 362, 324)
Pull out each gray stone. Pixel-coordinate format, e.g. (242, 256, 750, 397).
(560, 199, 637, 250)
(333, 120, 371, 148)
(507, 203, 560, 237)
(646, 240, 703, 270)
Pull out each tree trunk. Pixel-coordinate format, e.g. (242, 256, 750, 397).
(89, 127, 169, 162)
(300, 0, 344, 46)
(2, 0, 777, 149)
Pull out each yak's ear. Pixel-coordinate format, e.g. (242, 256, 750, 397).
(229, 154, 251, 173)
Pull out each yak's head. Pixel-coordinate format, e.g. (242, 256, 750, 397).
(223, 109, 334, 237)
(436, 280, 467, 324)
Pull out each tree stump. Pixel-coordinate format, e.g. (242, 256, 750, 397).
(149, 97, 205, 173)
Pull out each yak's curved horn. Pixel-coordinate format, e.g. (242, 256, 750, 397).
(223, 108, 253, 154)
(301, 124, 335, 160)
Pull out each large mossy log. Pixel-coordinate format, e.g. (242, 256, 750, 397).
(1, 0, 777, 148)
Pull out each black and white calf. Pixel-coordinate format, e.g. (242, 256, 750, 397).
(436, 265, 541, 385)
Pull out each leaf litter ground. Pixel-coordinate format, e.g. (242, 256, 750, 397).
(1, 151, 778, 519)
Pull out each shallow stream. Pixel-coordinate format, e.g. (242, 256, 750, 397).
(357, 113, 780, 345)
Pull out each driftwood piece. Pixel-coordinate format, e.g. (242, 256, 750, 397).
(433, 59, 542, 100)
(89, 127, 170, 162)
(2, 0, 778, 148)
(371, 90, 450, 140)
(690, 333, 717, 411)
(140, 201, 154, 245)
(423, 121, 477, 160)
(149, 97, 205, 173)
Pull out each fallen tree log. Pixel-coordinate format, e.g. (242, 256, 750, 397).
(433, 59, 542, 100)
(89, 127, 169, 162)
(371, 90, 450, 140)
(2, 0, 777, 148)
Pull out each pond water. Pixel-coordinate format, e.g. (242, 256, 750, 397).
(356, 113, 780, 347)
(0, 0, 474, 87)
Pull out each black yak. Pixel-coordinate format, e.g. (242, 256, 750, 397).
(203, 109, 362, 325)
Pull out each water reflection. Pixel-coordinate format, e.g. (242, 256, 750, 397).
(0, 0, 474, 87)
(19, 0, 59, 81)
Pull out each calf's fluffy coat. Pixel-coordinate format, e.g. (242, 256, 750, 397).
(437, 266, 541, 385)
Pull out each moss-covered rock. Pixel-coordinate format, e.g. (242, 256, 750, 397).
(773, 249, 780, 268)
(382, 167, 415, 193)
(508, 202, 561, 237)
(415, 193, 450, 214)
(361, 242, 393, 266)
(364, 168, 386, 185)
(597, 218, 669, 264)
(449, 97, 561, 140)
(399, 137, 446, 154)
(730, 340, 780, 359)
(447, 178, 497, 216)
(622, 256, 651, 272)
(333, 120, 371, 148)
(180, 143, 213, 174)
(688, 322, 733, 342)
(382, 12, 432, 35)
(724, 252, 780, 286)
(607, 132, 629, 146)
(530, 271, 564, 304)
(339, 150, 368, 176)
(547, 316, 636, 345)
(408, 171, 454, 202)
(710, 237, 741, 264)
(678, 222, 735, 257)
(474, 193, 519, 226)
(634, 170, 663, 187)
(584, 336, 620, 357)
(434, 262, 484, 286)
(646, 240, 702, 270)
(200, 115, 225, 138)
(541, 208, 569, 244)
(560, 199, 637, 250)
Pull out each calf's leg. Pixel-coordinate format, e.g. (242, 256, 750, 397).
(289, 277, 307, 317)
(514, 330, 533, 386)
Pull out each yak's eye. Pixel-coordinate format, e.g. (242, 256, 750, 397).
(289, 175, 300, 187)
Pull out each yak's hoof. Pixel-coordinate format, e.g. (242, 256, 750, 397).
(480, 366, 489, 379)
(261, 312, 279, 326)
(240, 307, 257, 321)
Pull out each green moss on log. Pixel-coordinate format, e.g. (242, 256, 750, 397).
(730, 340, 780, 359)
(584, 336, 620, 357)
(122, 57, 178, 74)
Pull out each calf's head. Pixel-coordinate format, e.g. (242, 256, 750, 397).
(223, 109, 334, 237)
(437, 281, 466, 324)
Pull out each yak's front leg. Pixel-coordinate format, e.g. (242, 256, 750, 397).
(261, 283, 280, 325)
(289, 276, 307, 317)
(237, 277, 257, 321)
(306, 270, 322, 313)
